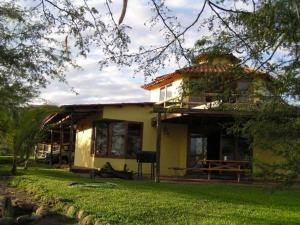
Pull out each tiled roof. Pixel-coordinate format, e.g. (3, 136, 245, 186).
(176, 64, 233, 74)
(142, 63, 268, 90)
(142, 72, 181, 90)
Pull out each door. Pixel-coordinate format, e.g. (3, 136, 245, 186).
(188, 134, 207, 167)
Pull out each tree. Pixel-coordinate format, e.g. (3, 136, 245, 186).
(0, 105, 58, 174)
(0, 0, 299, 182)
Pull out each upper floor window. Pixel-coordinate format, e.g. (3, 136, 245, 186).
(237, 80, 250, 93)
(92, 121, 143, 158)
(159, 84, 173, 101)
(159, 87, 165, 101)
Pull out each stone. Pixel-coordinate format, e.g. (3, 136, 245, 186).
(0, 217, 14, 225)
(30, 215, 42, 221)
(77, 209, 87, 220)
(94, 220, 109, 225)
(66, 205, 76, 217)
(63, 205, 69, 213)
(15, 214, 31, 224)
(80, 215, 93, 225)
(35, 206, 48, 217)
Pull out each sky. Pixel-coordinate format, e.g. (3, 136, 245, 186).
(32, 0, 223, 106)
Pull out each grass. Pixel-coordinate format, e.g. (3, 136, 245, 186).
(1, 161, 300, 225)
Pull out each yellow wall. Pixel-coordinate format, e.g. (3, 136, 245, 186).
(102, 105, 156, 151)
(74, 114, 100, 168)
(73, 104, 189, 176)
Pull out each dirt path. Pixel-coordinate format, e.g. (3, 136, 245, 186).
(0, 179, 77, 225)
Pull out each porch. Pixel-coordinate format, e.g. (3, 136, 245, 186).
(154, 107, 252, 182)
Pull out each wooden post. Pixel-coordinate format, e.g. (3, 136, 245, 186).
(155, 112, 162, 183)
(59, 123, 63, 165)
(68, 112, 74, 169)
(50, 129, 53, 165)
(219, 131, 223, 160)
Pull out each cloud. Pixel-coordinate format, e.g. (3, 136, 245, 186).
(32, 0, 211, 106)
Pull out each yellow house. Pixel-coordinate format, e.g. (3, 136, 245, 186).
(45, 53, 273, 182)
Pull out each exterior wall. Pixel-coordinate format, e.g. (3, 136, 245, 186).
(150, 79, 182, 102)
(74, 114, 100, 168)
(73, 104, 189, 176)
(160, 123, 188, 176)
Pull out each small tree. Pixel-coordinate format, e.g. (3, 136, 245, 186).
(1, 106, 58, 174)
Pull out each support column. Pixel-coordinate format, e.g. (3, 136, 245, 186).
(219, 130, 223, 160)
(69, 112, 74, 169)
(59, 123, 63, 165)
(50, 129, 53, 165)
(155, 112, 162, 183)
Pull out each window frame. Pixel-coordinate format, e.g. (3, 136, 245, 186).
(159, 83, 173, 102)
(91, 120, 143, 159)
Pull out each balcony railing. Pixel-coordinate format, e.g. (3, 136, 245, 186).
(155, 93, 256, 110)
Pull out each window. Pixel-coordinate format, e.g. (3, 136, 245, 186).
(237, 80, 250, 92)
(95, 123, 108, 155)
(92, 121, 143, 158)
(111, 123, 126, 156)
(159, 84, 173, 101)
(159, 87, 165, 101)
(166, 84, 173, 99)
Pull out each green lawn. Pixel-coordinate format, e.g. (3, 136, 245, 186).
(2, 162, 300, 225)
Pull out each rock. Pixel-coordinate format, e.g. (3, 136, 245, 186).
(30, 215, 42, 221)
(63, 205, 69, 213)
(11, 198, 20, 207)
(18, 202, 34, 211)
(77, 209, 87, 220)
(0, 217, 14, 225)
(94, 220, 110, 225)
(80, 215, 93, 225)
(35, 206, 48, 217)
(15, 214, 31, 224)
(66, 205, 76, 217)
(32, 204, 39, 212)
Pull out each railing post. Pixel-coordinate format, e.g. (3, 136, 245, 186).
(155, 112, 162, 183)
(69, 112, 74, 169)
(50, 129, 53, 165)
(59, 123, 63, 165)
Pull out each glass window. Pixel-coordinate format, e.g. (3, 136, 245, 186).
(111, 123, 126, 156)
(159, 87, 165, 101)
(95, 123, 108, 155)
(237, 81, 250, 92)
(93, 121, 143, 157)
(166, 84, 173, 99)
(127, 123, 142, 156)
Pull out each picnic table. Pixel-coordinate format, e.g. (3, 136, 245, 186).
(169, 160, 251, 182)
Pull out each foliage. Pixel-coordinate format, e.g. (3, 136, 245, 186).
(0, 2, 72, 107)
(0, 105, 58, 173)
(1, 0, 299, 182)
(7, 164, 300, 225)
(178, 0, 300, 183)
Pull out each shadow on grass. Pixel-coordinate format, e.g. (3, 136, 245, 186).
(8, 164, 300, 225)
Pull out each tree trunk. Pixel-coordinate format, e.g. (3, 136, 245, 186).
(11, 149, 17, 175)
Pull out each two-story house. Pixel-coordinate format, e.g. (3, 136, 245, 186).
(44, 53, 272, 182)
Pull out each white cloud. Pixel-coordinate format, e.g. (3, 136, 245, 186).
(32, 0, 213, 105)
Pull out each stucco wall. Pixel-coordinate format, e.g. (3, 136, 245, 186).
(73, 104, 189, 176)
(74, 114, 101, 168)
(150, 79, 182, 102)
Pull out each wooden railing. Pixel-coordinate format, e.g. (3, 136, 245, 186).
(155, 94, 256, 110)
